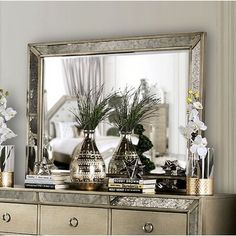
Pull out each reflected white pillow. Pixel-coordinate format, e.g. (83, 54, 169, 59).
(55, 121, 77, 138)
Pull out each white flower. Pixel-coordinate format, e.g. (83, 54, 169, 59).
(0, 127, 17, 145)
(2, 107, 17, 121)
(0, 89, 17, 145)
(179, 121, 198, 139)
(0, 97, 7, 113)
(193, 101, 203, 109)
(193, 116, 207, 131)
(0, 117, 6, 128)
(189, 109, 199, 121)
(190, 135, 208, 158)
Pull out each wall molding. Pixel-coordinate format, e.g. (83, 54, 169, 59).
(216, 2, 235, 193)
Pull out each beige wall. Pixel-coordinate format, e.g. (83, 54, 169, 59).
(0, 1, 235, 192)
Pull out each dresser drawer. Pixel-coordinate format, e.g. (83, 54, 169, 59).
(40, 205, 108, 235)
(112, 209, 187, 235)
(0, 202, 37, 234)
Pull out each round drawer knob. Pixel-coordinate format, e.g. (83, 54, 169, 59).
(69, 217, 79, 227)
(2, 213, 11, 223)
(143, 222, 154, 233)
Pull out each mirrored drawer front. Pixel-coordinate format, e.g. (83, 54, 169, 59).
(40, 205, 108, 235)
(0, 202, 37, 235)
(112, 209, 187, 235)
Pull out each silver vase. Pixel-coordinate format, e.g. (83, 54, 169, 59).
(108, 132, 141, 178)
(70, 130, 106, 190)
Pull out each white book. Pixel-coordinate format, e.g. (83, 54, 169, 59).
(25, 178, 65, 185)
(26, 175, 67, 181)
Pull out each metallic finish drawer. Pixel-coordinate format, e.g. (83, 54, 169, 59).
(112, 209, 187, 235)
(40, 205, 108, 235)
(0, 202, 37, 234)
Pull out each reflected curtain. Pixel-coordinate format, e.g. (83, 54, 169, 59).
(62, 57, 103, 97)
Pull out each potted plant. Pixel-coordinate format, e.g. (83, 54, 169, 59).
(70, 86, 114, 190)
(180, 89, 213, 195)
(108, 87, 159, 178)
(0, 88, 17, 187)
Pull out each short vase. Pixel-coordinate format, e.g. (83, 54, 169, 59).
(0, 145, 15, 187)
(108, 132, 141, 178)
(186, 148, 214, 195)
(70, 130, 106, 190)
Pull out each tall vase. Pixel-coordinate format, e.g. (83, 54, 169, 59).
(0, 145, 15, 187)
(186, 148, 214, 195)
(108, 132, 141, 178)
(70, 130, 106, 190)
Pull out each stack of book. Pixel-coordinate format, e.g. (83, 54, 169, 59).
(24, 174, 69, 190)
(108, 178, 156, 194)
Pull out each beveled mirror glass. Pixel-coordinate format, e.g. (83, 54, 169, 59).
(27, 32, 206, 174)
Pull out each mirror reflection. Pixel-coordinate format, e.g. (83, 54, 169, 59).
(43, 50, 189, 173)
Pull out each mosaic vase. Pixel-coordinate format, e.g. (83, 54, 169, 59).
(108, 132, 141, 178)
(186, 148, 214, 195)
(70, 130, 106, 190)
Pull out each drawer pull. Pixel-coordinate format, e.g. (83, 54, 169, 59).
(143, 222, 154, 233)
(2, 213, 11, 223)
(69, 217, 79, 227)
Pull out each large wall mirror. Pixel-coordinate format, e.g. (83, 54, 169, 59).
(27, 32, 205, 174)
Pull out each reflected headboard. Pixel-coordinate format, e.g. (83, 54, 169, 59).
(45, 95, 77, 138)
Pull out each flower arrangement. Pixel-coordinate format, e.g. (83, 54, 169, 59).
(0, 89, 17, 145)
(180, 89, 208, 159)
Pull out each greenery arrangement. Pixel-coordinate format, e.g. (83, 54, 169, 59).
(72, 86, 115, 131)
(109, 87, 160, 133)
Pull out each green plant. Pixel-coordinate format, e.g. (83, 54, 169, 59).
(109, 87, 160, 133)
(72, 86, 115, 130)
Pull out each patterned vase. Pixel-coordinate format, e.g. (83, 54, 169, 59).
(70, 130, 106, 190)
(0, 145, 15, 187)
(186, 148, 214, 195)
(108, 132, 141, 178)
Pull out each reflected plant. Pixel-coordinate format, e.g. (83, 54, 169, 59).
(109, 87, 160, 133)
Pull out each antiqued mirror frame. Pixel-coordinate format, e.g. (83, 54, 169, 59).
(27, 32, 206, 165)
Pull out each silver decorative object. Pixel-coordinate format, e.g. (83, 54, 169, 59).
(108, 132, 141, 178)
(70, 130, 106, 190)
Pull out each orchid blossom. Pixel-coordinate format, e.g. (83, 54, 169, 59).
(0, 89, 17, 145)
(180, 89, 208, 158)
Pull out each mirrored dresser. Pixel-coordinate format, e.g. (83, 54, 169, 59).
(0, 188, 235, 235)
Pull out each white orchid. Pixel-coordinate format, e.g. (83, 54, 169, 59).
(0, 97, 7, 113)
(179, 121, 197, 139)
(2, 107, 17, 121)
(0, 127, 17, 144)
(0, 89, 17, 145)
(193, 116, 207, 131)
(189, 108, 199, 120)
(190, 135, 208, 158)
(180, 89, 208, 157)
(193, 101, 203, 109)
